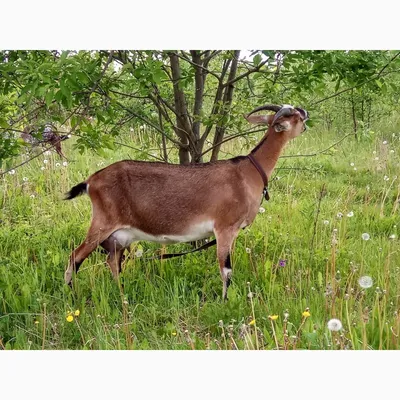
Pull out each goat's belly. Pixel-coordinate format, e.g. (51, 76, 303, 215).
(110, 221, 215, 247)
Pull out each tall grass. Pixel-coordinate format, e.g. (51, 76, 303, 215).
(0, 124, 399, 349)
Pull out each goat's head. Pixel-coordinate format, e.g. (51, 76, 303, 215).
(245, 104, 309, 140)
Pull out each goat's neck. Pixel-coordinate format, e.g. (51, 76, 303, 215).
(249, 130, 289, 180)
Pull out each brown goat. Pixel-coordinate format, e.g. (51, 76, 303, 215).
(21, 124, 68, 158)
(64, 104, 309, 299)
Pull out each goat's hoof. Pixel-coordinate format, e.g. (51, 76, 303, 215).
(64, 271, 73, 286)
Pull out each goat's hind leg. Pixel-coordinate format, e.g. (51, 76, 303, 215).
(65, 224, 113, 285)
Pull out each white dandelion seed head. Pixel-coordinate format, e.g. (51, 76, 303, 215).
(8, 169, 16, 175)
(383, 140, 388, 145)
(374, 157, 379, 161)
(389, 234, 396, 240)
(258, 207, 265, 214)
(43, 159, 48, 164)
(372, 151, 376, 155)
(55, 163, 60, 167)
(130, 128, 134, 132)
(350, 162, 355, 167)
(347, 211, 354, 217)
(333, 228, 338, 233)
(246, 248, 251, 254)
(23, 177, 28, 182)
(361, 233, 370, 241)
(323, 220, 330, 225)
(358, 275, 373, 289)
(40, 166, 45, 171)
(390, 150, 395, 154)
(44, 150, 51, 156)
(337, 212, 343, 219)
(384, 175, 389, 181)
(135, 249, 143, 258)
(327, 319, 343, 331)
(354, 167, 357, 171)
(62, 162, 68, 167)
(30, 194, 35, 198)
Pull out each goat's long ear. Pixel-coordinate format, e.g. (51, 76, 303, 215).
(244, 114, 275, 125)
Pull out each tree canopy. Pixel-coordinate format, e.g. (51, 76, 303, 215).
(1, 50, 400, 169)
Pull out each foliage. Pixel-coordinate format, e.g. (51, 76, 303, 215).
(1, 50, 400, 169)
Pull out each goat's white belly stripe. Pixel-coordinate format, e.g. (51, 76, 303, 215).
(110, 220, 215, 247)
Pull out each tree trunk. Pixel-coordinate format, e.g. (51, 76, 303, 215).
(210, 50, 240, 162)
(169, 52, 193, 165)
(350, 90, 358, 140)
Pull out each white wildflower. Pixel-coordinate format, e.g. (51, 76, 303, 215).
(383, 140, 388, 145)
(374, 157, 379, 161)
(135, 249, 143, 258)
(40, 166, 45, 171)
(44, 150, 51, 156)
(323, 220, 330, 225)
(246, 248, 251, 254)
(389, 234, 396, 240)
(358, 275, 373, 289)
(8, 169, 16, 175)
(30, 194, 35, 198)
(62, 162, 68, 167)
(354, 167, 357, 171)
(361, 233, 370, 241)
(384, 175, 389, 181)
(337, 212, 343, 219)
(390, 149, 395, 154)
(130, 128, 134, 132)
(327, 319, 343, 331)
(372, 151, 376, 154)
(55, 163, 61, 167)
(258, 207, 265, 214)
(350, 162, 355, 167)
(43, 159, 48, 164)
(347, 211, 354, 217)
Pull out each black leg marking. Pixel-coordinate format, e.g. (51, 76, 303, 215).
(225, 253, 232, 289)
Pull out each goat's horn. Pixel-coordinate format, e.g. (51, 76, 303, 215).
(246, 104, 282, 118)
(295, 107, 309, 121)
(272, 106, 295, 124)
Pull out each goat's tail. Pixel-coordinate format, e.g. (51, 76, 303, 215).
(64, 182, 87, 200)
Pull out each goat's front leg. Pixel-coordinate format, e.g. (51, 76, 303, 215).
(215, 227, 239, 300)
(65, 224, 113, 285)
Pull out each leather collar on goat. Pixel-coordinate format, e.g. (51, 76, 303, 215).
(247, 153, 270, 201)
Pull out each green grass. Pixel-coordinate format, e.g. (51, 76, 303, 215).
(0, 126, 399, 350)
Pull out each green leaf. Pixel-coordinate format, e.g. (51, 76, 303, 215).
(45, 89, 54, 107)
(253, 54, 262, 66)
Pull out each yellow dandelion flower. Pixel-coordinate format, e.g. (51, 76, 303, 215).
(34, 320, 39, 325)
(66, 315, 74, 322)
(172, 332, 177, 336)
(74, 309, 80, 316)
(302, 311, 311, 318)
(249, 319, 256, 326)
(268, 315, 279, 321)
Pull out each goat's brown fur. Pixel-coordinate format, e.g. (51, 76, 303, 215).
(64, 105, 308, 299)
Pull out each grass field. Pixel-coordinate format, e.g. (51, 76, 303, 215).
(1, 124, 399, 350)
